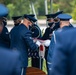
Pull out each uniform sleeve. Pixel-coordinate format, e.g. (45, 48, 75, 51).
(23, 31, 38, 51)
(0, 27, 10, 42)
(47, 35, 55, 73)
(51, 35, 68, 75)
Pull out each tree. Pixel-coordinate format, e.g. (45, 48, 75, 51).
(7, 4, 15, 19)
(0, 0, 76, 20)
(71, 0, 76, 20)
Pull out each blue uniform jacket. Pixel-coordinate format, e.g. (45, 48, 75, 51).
(0, 48, 21, 75)
(51, 27, 76, 75)
(10, 24, 38, 67)
(47, 25, 74, 75)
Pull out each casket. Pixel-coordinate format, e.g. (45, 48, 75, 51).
(26, 67, 47, 75)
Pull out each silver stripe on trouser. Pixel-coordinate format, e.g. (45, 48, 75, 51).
(53, 31, 56, 44)
(21, 68, 24, 75)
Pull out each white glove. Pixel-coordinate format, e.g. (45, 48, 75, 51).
(33, 38, 37, 43)
(36, 40, 41, 47)
(44, 40, 51, 47)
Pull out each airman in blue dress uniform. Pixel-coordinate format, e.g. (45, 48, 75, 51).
(47, 13, 74, 75)
(51, 28, 76, 75)
(0, 3, 21, 75)
(10, 14, 39, 75)
(41, 11, 63, 72)
(41, 14, 54, 40)
(41, 11, 63, 40)
(12, 16, 22, 26)
(10, 16, 22, 38)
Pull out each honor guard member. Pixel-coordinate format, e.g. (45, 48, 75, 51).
(41, 14, 55, 40)
(41, 11, 63, 72)
(51, 28, 76, 75)
(10, 16, 22, 30)
(12, 16, 22, 26)
(0, 4, 21, 75)
(42, 14, 55, 72)
(10, 16, 22, 39)
(47, 14, 74, 75)
(28, 14, 42, 69)
(10, 14, 41, 75)
(10, 16, 22, 31)
(41, 11, 63, 40)
(41, 13, 58, 72)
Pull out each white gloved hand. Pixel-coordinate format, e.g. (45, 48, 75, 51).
(36, 40, 41, 47)
(44, 40, 51, 47)
(33, 39, 37, 43)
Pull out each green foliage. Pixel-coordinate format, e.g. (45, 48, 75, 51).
(37, 0, 45, 16)
(72, 8, 76, 20)
(7, 4, 15, 19)
(71, 0, 76, 20)
(6, 0, 31, 19)
(0, 0, 76, 20)
(53, 3, 59, 13)
(13, 0, 30, 16)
